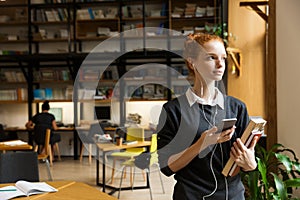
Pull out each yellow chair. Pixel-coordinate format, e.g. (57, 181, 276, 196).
(33, 127, 61, 165)
(110, 127, 146, 185)
(34, 128, 53, 181)
(118, 134, 165, 200)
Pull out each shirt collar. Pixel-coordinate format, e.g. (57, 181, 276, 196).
(186, 87, 224, 109)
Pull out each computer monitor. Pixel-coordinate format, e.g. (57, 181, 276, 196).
(49, 107, 63, 122)
(94, 106, 111, 121)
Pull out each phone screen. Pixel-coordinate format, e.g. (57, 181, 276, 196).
(216, 118, 237, 132)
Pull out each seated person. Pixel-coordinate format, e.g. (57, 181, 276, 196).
(25, 100, 61, 157)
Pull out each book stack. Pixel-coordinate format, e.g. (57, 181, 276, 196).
(106, 7, 118, 19)
(142, 84, 155, 99)
(206, 6, 215, 17)
(195, 7, 206, 17)
(77, 9, 93, 20)
(184, 3, 196, 18)
(44, 9, 60, 22)
(79, 68, 100, 81)
(222, 117, 267, 177)
(3, 70, 26, 82)
(17, 88, 28, 101)
(0, 90, 17, 101)
(172, 7, 184, 18)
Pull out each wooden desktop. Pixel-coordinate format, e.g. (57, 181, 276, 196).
(0, 140, 32, 152)
(4, 126, 117, 160)
(0, 181, 117, 200)
(4, 127, 78, 158)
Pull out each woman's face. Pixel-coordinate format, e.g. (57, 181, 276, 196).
(193, 40, 227, 83)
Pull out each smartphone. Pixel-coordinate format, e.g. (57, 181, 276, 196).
(216, 118, 237, 132)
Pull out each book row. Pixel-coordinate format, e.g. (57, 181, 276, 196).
(33, 86, 73, 100)
(0, 88, 27, 101)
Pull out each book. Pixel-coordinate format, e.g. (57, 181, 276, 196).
(44, 10, 56, 22)
(0, 140, 28, 146)
(123, 140, 138, 145)
(33, 89, 45, 100)
(0, 180, 57, 199)
(222, 118, 267, 177)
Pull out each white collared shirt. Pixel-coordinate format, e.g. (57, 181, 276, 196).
(186, 87, 224, 109)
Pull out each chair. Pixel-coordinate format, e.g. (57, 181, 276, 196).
(110, 127, 146, 185)
(33, 126, 61, 164)
(0, 123, 18, 142)
(34, 128, 53, 181)
(118, 134, 165, 200)
(0, 151, 39, 183)
(79, 123, 101, 164)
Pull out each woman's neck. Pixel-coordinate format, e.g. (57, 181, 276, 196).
(193, 80, 216, 101)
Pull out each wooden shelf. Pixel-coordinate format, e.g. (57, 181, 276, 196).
(76, 36, 111, 41)
(31, 21, 69, 25)
(240, 1, 268, 22)
(126, 98, 168, 102)
(0, 100, 28, 104)
(76, 18, 119, 22)
(0, 82, 27, 85)
(171, 16, 217, 20)
(0, 21, 27, 26)
(32, 38, 71, 43)
(78, 99, 112, 104)
(33, 80, 73, 84)
(0, 40, 28, 44)
(32, 99, 72, 103)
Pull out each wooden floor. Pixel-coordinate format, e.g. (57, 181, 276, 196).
(38, 156, 175, 200)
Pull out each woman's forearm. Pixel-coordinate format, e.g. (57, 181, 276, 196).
(167, 127, 234, 172)
(168, 135, 205, 172)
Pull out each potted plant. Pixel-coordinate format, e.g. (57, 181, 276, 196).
(241, 143, 300, 200)
(204, 23, 228, 44)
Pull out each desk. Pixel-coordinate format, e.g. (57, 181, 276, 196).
(5, 127, 78, 159)
(4, 127, 117, 160)
(0, 140, 32, 152)
(96, 141, 151, 194)
(0, 181, 117, 200)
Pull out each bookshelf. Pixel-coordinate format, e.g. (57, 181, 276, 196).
(0, 55, 29, 104)
(29, 2, 74, 54)
(0, 1, 29, 55)
(0, 0, 226, 128)
(169, 0, 221, 34)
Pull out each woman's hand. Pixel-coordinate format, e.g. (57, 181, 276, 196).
(230, 136, 259, 171)
(25, 121, 34, 130)
(216, 126, 236, 143)
(168, 126, 235, 173)
(200, 126, 235, 151)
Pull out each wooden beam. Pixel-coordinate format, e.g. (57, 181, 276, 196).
(240, 1, 277, 149)
(226, 47, 242, 76)
(266, 0, 277, 150)
(240, 1, 268, 22)
(240, 1, 268, 6)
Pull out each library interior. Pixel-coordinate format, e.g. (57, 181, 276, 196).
(1, 0, 300, 199)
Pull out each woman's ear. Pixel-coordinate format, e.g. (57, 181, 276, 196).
(186, 57, 194, 70)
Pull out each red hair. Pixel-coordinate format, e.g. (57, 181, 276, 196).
(183, 33, 224, 77)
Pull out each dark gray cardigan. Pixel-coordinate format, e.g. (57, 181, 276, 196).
(157, 94, 249, 200)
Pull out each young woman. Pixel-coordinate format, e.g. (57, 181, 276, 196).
(157, 33, 258, 200)
(26, 100, 61, 156)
